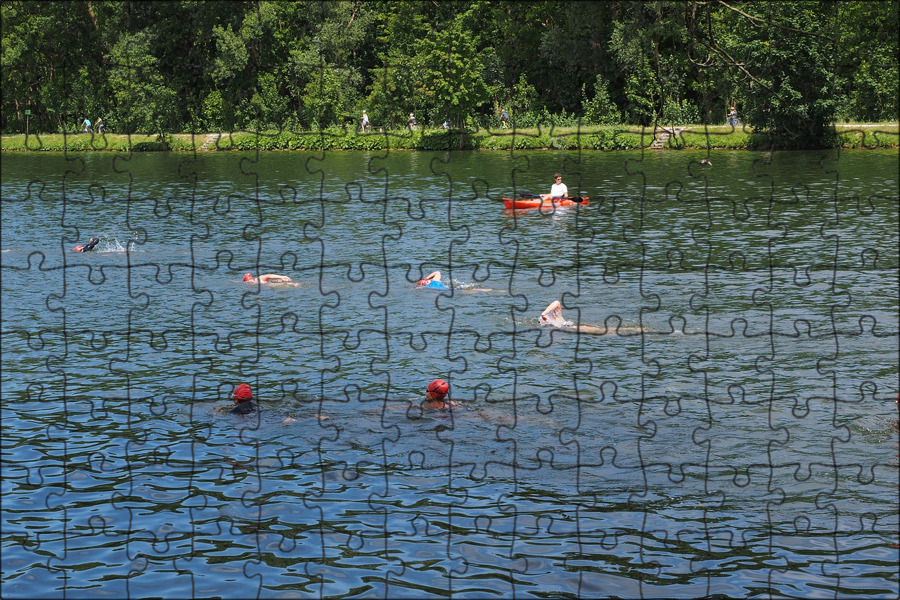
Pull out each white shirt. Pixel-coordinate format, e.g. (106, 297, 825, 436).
(550, 182, 568, 197)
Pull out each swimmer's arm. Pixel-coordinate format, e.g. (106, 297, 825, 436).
(541, 300, 561, 319)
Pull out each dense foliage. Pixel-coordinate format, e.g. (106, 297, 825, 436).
(2, 1, 897, 145)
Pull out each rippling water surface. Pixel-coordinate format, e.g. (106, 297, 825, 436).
(2, 148, 898, 598)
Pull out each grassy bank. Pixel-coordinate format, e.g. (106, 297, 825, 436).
(2, 123, 897, 152)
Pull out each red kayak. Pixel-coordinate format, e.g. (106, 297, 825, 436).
(502, 195, 589, 210)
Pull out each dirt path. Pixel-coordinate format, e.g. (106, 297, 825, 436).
(650, 127, 687, 149)
(198, 133, 220, 151)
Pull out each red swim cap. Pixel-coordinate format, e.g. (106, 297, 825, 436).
(426, 378, 449, 401)
(233, 383, 252, 403)
(243, 273, 253, 282)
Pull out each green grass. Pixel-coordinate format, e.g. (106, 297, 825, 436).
(2, 123, 897, 152)
(0, 132, 195, 152)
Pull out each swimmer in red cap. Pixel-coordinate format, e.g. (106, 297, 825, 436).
(73, 237, 100, 252)
(417, 270, 447, 290)
(242, 272, 297, 285)
(229, 383, 256, 415)
(417, 270, 496, 293)
(423, 378, 454, 409)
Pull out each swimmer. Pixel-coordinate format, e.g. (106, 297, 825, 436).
(416, 270, 497, 292)
(282, 413, 330, 424)
(243, 272, 297, 285)
(422, 378, 454, 410)
(540, 300, 645, 335)
(459, 285, 497, 293)
(73, 237, 99, 252)
(422, 396, 453, 410)
(229, 383, 256, 415)
(417, 270, 447, 290)
(540, 300, 568, 327)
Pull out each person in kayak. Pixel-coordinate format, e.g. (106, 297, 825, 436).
(549, 173, 568, 199)
(73, 237, 100, 252)
(243, 272, 295, 285)
(417, 271, 447, 290)
(229, 383, 256, 415)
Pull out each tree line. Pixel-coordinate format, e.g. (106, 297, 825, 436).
(2, 1, 896, 144)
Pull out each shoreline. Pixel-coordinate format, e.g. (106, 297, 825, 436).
(2, 124, 897, 152)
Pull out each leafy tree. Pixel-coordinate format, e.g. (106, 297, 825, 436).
(253, 72, 290, 130)
(201, 90, 225, 132)
(479, 0, 552, 109)
(283, 0, 374, 130)
(1, 1, 104, 132)
(835, 0, 898, 122)
(117, 1, 245, 131)
(581, 74, 620, 125)
(697, 1, 844, 142)
(506, 74, 538, 125)
(607, 1, 705, 127)
(414, 4, 493, 128)
(365, 3, 430, 128)
(537, 1, 619, 114)
(367, 58, 425, 130)
(107, 30, 177, 134)
(206, 22, 249, 130)
(302, 65, 357, 129)
(610, 16, 657, 126)
(1, 0, 897, 135)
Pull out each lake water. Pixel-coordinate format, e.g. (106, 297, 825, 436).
(2, 148, 898, 598)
